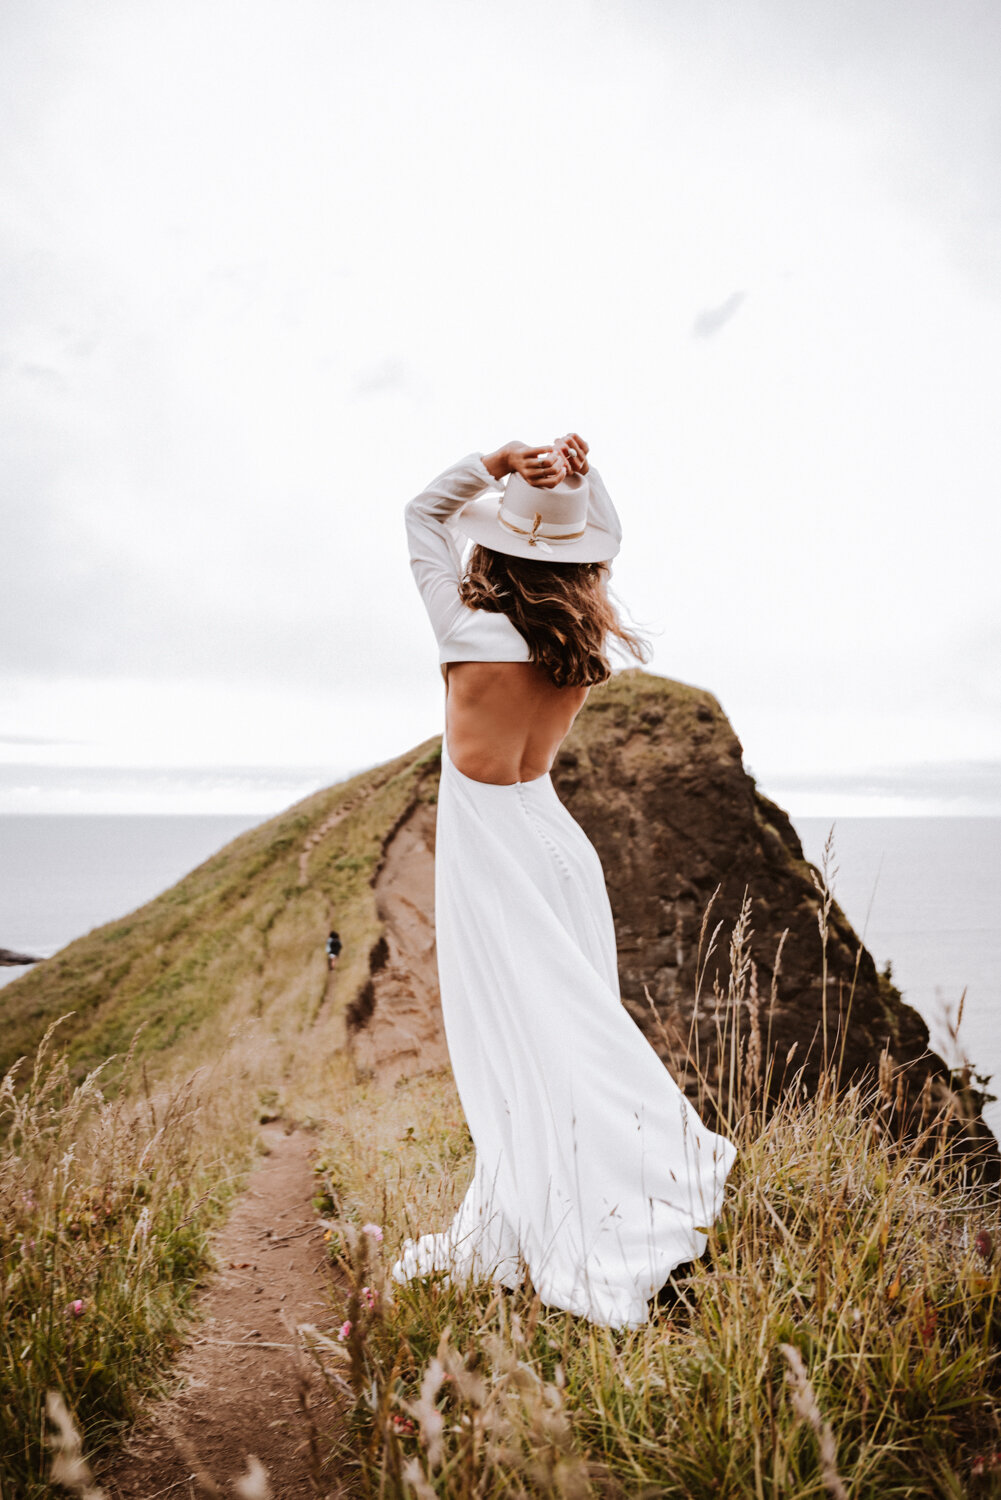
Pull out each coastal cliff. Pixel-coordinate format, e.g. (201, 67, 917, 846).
(1, 670, 992, 1166)
(553, 671, 930, 1095)
(350, 672, 994, 1167)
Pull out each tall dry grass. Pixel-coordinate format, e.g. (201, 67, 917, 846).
(303, 844, 1001, 1497)
(0, 1011, 282, 1498)
(8, 824, 1001, 1499)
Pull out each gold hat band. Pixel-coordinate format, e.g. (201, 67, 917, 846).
(497, 507, 588, 545)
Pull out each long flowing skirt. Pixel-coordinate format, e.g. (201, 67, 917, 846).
(390, 737, 738, 1329)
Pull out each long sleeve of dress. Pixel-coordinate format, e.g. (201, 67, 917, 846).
(404, 452, 504, 648)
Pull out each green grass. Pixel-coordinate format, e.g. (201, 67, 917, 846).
(2, 673, 998, 1495)
(0, 737, 443, 1492)
(303, 893, 1001, 1499)
(0, 1017, 264, 1497)
(0, 738, 441, 1092)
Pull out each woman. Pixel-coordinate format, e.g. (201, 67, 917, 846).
(391, 433, 737, 1329)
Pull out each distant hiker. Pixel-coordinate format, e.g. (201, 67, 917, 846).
(326, 930, 342, 971)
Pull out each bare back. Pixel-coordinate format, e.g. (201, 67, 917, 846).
(444, 661, 589, 785)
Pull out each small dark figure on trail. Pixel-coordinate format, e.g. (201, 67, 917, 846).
(326, 930, 342, 972)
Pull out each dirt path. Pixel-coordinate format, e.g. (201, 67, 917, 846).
(347, 799, 446, 1086)
(97, 1121, 347, 1499)
(297, 771, 394, 887)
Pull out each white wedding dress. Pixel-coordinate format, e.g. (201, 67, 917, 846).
(391, 454, 737, 1329)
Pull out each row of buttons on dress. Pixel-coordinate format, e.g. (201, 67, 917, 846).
(515, 783, 574, 882)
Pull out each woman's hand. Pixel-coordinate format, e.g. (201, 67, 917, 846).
(482, 438, 586, 488)
(552, 432, 589, 475)
(507, 443, 569, 490)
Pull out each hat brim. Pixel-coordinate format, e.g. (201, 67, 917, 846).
(454, 495, 620, 564)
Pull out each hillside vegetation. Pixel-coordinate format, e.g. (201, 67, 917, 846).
(306, 918, 1001, 1499)
(1, 732, 443, 1493)
(2, 671, 998, 1496)
(0, 737, 443, 1090)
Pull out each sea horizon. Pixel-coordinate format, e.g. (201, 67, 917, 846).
(2, 811, 999, 1137)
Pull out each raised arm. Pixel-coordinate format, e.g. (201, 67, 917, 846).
(404, 443, 569, 645)
(404, 453, 502, 646)
(552, 432, 623, 555)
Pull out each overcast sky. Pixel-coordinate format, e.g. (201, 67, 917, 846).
(2, 0, 1000, 815)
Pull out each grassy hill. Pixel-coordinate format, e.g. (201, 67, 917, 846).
(0, 736, 443, 1091)
(0, 733, 443, 1494)
(3, 672, 1000, 1497)
(2, 669, 986, 1131)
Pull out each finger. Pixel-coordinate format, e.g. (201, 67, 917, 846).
(528, 460, 566, 481)
(525, 448, 566, 471)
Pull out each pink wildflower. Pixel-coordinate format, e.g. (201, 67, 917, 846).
(362, 1222, 383, 1242)
(338, 1320, 352, 1341)
(69, 1299, 86, 1318)
(361, 1285, 377, 1309)
(392, 1414, 417, 1436)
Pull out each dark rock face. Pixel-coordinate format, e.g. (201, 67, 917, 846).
(551, 672, 990, 1142)
(0, 948, 41, 967)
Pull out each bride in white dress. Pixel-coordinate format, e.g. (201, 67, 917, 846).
(391, 432, 737, 1330)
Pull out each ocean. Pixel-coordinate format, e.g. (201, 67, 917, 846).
(1, 813, 998, 1134)
(795, 817, 1001, 1137)
(0, 815, 259, 975)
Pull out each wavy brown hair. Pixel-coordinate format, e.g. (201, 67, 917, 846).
(458, 544, 650, 688)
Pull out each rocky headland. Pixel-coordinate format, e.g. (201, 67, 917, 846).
(352, 671, 995, 1168)
(2, 669, 993, 1170)
(0, 947, 41, 966)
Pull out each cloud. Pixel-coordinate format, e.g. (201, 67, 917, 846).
(1, 0, 999, 807)
(349, 358, 417, 400)
(0, 760, 348, 815)
(635, 0, 1001, 290)
(691, 291, 747, 339)
(18, 361, 66, 390)
(0, 734, 85, 746)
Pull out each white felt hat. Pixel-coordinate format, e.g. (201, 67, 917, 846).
(454, 469, 619, 564)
